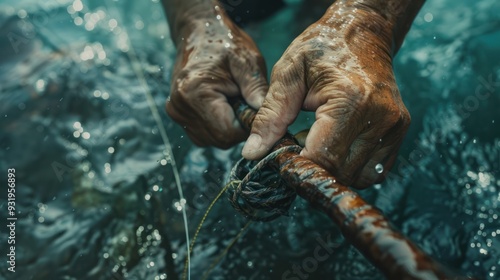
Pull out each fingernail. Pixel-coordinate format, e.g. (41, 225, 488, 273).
(242, 133, 262, 159)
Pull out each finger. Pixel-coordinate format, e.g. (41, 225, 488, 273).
(352, 113, 409, 188)
(340, 137, 381, 185)
(186, 96, 245, 149)
(166, 94, 188, 125)
(350, 122, 407, 189)
(185, 129, 209, 147)
(208, 97, 248, 147)
(299, 102, 363, 183)
(167, 97, 208, 146)
(352, 148, 398, 189)
(229, 52, 268, 109)
(167, 86, 245, 148)
(242, 60, 306, 160)
(184, 99, 246, 149)
(339, 126, 405, 188)
(340, 120, 401, 185)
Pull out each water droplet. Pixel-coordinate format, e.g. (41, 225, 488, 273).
(17, 9, 27, 18)
(174, 201, 184, 211)
(135, 20, 144, 30)
(35, 79, 46, 92)
(73, 0, 83, 12)
(108, 18, 118, 29)
(375, 163, 384, 174)
(424, 13, 433, 22)
(74, 16, 83, 25)
(104, 163, 111, 173)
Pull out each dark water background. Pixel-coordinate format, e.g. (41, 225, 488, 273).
(0, 0, 499, 279)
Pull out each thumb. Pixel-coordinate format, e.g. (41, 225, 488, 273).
(242, 65, 306, 160)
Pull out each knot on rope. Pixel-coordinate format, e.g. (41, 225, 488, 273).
(228, 145, 302, 221)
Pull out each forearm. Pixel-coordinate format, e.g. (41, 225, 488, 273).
(161, 0, 228, 46)
(322, 0, 425, 56)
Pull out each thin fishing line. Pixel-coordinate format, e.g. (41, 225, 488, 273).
(182, 180, 235, 280)
(105, 2, 191, 279)
(201, 220, 252, 280)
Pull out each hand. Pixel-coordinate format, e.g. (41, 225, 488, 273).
(242, 4, 410, 189)
(167, 14, 268, 148)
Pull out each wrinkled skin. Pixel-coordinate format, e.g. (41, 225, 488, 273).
(166, 0, 416, 189)
(242, 5, 411, 189)
(166, 15, 268, 149)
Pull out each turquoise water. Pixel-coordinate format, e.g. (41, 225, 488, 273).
(0, 0, 499, 279)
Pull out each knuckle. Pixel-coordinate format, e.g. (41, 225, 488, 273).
(373, 99, 406, 128)
(165, 105, 185, 124)
(400, 107, 411, 126)
(272, 53, 301, 78)
(165, 96, 180, 116)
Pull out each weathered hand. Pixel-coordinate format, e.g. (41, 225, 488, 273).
(167, 12, 267, 148)
(242, 3, 411, 189)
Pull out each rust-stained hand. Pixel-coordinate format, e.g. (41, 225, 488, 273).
(242, 2, 411, 189)
(167, 10, 268, 149)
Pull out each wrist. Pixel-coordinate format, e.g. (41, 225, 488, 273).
(170, 1, 235, 46)
(319, 0, 424, 56)
(314, 3, 393, 57)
